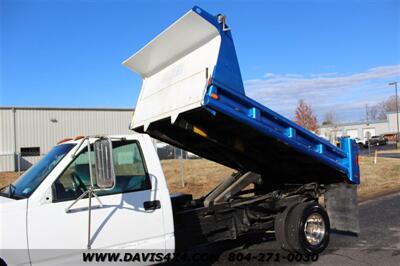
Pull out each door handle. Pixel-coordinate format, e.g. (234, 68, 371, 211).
(143, 200, 161, 210)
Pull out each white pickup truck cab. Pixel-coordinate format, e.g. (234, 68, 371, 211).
(0, 135, 175, 265)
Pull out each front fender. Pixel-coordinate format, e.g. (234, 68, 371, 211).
(0, 198, 30, 265)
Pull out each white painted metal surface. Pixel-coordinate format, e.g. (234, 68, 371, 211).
(362, 128, 376, 138)
(320, 120, 390, 144)
(0, 134, 174, 265)
(123, 10, 221, 130)
(0, 109, 16, 171)
(387, 111, 400, 133)
(346, 129, 358, 139)
(0, 198, 31, 265)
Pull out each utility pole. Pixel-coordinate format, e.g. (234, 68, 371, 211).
(180, 149, 185, 188)
(389, 82, 399, 149)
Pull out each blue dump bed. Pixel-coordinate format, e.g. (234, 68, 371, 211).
(124, 6, 360, 185)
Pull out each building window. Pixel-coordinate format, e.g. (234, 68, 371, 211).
(20, 147, 41, 157)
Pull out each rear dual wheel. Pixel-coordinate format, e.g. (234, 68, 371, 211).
(274, 202, 330, 254)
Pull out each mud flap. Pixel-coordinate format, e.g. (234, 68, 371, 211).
(325, 183, 360, 234)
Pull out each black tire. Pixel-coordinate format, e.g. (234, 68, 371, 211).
(0, 257, 7, 266)
(274, 204, 298, 251)
(286, 202, 330, 254)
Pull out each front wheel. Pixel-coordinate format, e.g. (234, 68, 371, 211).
(0, 257, 7, 266)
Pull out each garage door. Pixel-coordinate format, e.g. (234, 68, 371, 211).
(346, 129, 358, 139)
(362, 128, 376, 139)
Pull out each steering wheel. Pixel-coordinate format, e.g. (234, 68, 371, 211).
(72, 173, 88, 194)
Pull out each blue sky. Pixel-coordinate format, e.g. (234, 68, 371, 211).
(1, 0, 399, 122)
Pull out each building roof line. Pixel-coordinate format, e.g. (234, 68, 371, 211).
(0, 106, 135, 112)
(320, 119, 387, 128)
(386, 111, 400, 115)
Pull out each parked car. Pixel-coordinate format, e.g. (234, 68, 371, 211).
(354, 137, 367, 148)
(186, 151, 200, 159)
(157, 143, 176, 159)
(366, 135, 387, 147)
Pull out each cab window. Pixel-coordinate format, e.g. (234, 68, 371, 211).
(52, 140, 150, 202)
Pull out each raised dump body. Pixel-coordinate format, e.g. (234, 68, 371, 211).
(123, 6, 360, 185)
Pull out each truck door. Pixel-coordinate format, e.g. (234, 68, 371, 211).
(28, 139, 166, 263)
(88, 139, 166, 249)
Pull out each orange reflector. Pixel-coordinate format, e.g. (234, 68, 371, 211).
(57, 138, 73, 144)
(74, 135, 85, 140)
(210, 93, 219, 100)
(356, 155, 359, 166)
(193, 126, 207, 137)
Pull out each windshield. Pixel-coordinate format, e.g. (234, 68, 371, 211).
(0, 143, 76, 199)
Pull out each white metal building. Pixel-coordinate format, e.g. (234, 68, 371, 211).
(320, 111, 400, 143)
(0, 106, 134, 172)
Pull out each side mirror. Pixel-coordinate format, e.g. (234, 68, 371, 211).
(93, 138, 115, 189)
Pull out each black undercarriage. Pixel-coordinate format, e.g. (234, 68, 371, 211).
(171, 172, 324, 251)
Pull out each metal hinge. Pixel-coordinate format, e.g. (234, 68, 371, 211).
(217, 14, 230, 32)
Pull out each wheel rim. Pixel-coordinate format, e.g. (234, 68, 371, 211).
(303, 213, 326, 245)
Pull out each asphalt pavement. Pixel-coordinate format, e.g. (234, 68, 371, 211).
(359, 144, 400, 158)
(206, 192, 400, 265)
(378, 153, 400, 159)
(312, 192, 400, 266)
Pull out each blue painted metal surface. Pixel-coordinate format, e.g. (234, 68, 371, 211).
(340, 138, 360, 184)
(191, 6, 245, 95)
(194, 6, 360, 184)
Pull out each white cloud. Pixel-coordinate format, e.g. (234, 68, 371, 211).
(244, 65, 400, 122)
(263, 72, 304, 78)
(310, 72, 338, 78)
